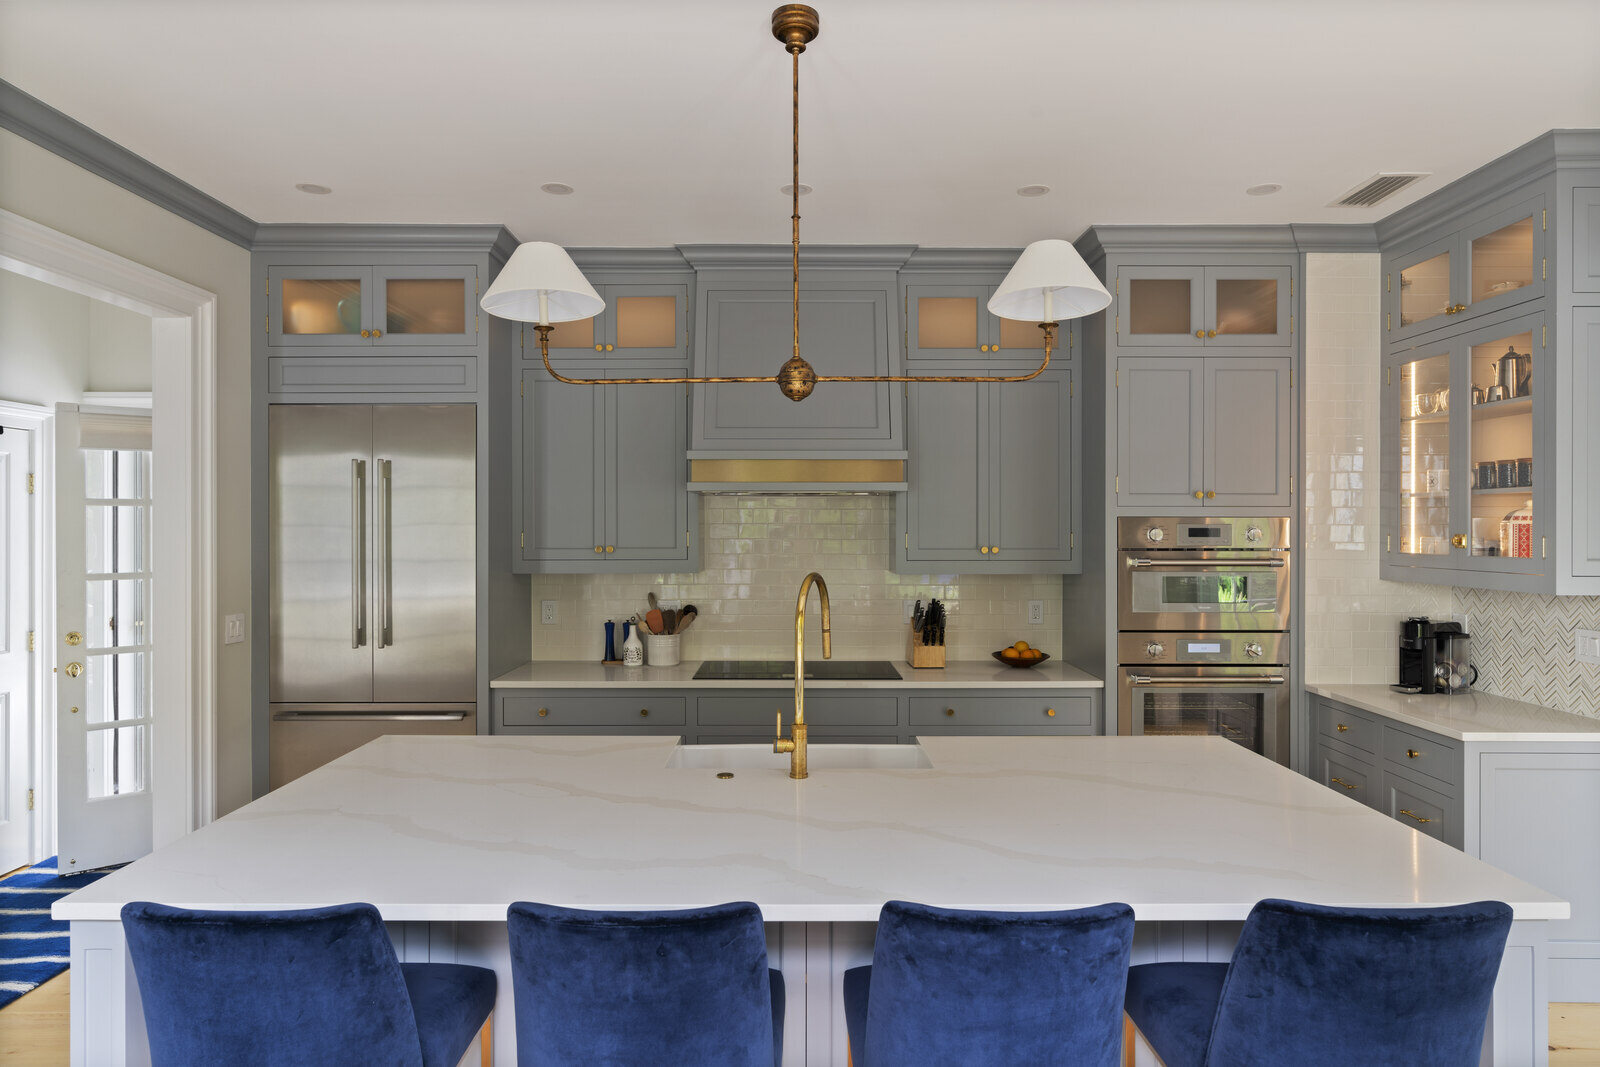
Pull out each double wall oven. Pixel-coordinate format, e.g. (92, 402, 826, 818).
(1117, 517, 1291, 765)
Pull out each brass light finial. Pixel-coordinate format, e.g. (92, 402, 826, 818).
(771, 4, 820, 52)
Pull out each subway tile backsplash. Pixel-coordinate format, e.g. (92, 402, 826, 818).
(527, 495, 1062, 662)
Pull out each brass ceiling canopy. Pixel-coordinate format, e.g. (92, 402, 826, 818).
(516, 4, 1088, 402)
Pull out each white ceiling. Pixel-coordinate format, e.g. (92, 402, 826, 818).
(4, 0, 1599, 247)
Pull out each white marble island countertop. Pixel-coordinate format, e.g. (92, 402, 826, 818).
(490, 660, 1103, 689)
(1309, 683, 1600, 742)
(57, 735, 1563, 924)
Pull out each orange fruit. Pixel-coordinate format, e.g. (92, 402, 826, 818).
(1012, 641, 1030, 652)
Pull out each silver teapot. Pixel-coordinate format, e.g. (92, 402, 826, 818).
(1495, 346, 1532, 399)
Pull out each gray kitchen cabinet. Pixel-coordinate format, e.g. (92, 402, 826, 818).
(894, 367, 1076, 573)
(524, 277, 691, 362)
(493, 687, 1104, 743)
(1309, 692, 1600, 1000)
(515, 365, 696, 573)
(1115, 264, 1293, 349)
(1116, 355, 1292, 508)
(903, 279, 1052, 362)
(267, 262, 480, 349)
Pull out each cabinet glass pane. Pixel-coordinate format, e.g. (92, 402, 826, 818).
(281, 278, 362, 335)
(917, 297, 978, 348)
(1467, 330, 1535, 557)
(86, 579, 147, 648)
(1470, 217, 1535, 305)
(384, 278, 466, 335)
(615, 296, 677, 348)
(1214, 278, 1278, 336)
(996, 317, 1046, 349)
(1399, 253, 1451, 328)
(1398, 354, 1452, 555)
(1128, 279, 1191, 335)
(86, 505, 146, 574)
(544, 316, 595, 350)
(87, 725, 147, 798)
(85, 651, 148, 724)
(85, 450, 150, 500)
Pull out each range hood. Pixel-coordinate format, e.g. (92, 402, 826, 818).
(687, 455, 907, 494)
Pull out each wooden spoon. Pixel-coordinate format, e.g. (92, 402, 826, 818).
(645, 608, 665, 636)
(661, 608, 677, 635)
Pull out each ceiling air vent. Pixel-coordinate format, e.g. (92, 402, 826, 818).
(1330, 172, 1430, 208)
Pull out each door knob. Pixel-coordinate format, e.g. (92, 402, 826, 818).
(65, 631, 82, 646)
(64, 662, 83, 678)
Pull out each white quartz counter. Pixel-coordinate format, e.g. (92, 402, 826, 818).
(1308, 683, 1600, 742)
(57, 735, 1563, 924)
(490, 659, 1103, 689)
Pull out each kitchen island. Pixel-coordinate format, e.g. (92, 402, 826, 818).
(58, 735, 1564, 1065)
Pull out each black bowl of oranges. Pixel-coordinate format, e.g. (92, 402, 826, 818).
(993, 641, 1049, 668)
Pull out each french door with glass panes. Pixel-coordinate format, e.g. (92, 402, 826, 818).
(55, 406, 152, 872)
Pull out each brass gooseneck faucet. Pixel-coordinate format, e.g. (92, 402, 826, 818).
(774, 571, 830, 779)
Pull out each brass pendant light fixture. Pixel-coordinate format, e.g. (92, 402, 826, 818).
(481, 5, 1112, 402)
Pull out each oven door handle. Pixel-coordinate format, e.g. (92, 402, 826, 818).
(1126, 675, 1286, 685)
(1125, 557, 1287, 568)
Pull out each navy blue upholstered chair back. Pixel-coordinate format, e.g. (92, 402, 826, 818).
(121, 901, 427, 1065)
(859, 900, 1135, 1067)
(1206, 898, 1513, 1065)
(506, 900, 781, 1067)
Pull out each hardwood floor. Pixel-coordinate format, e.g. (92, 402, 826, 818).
(0, 977, 1596, 1064)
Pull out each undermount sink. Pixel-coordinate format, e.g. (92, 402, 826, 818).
(667, 742, 932, 771)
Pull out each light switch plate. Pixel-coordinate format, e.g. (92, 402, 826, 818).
(541, 601, 558, 625)
(1577, 629, 1600, 666)
(1028, 600, 1045, 625)
(223, 614, 245, 644)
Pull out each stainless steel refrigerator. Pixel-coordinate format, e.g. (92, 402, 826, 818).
(268, 404, 476, 787)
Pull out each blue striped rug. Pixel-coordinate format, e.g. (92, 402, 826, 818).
(0, 857, 112, 1008)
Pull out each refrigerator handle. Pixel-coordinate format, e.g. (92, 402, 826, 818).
(351, 458, 366, 648)
(378, 458, 393, 648)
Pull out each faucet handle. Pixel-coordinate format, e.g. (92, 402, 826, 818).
(773, 710, 796, 753)
(776, 709, 783, 736)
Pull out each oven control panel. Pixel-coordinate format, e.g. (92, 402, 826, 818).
(1118, 632, 1286, 666)
(1119, 516, 1291, 551)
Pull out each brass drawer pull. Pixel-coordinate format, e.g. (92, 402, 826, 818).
(1398, 808, 1432, 824)
(1406, 748, 1421, 759)
(1336, 723, 1349, 732)
(639, 708, 649, 717)
(1045, 708, 1055, 717)
(1330, 777, 1356, 790)
(538, 708, 549, 717)
(945, 708, 956, 716)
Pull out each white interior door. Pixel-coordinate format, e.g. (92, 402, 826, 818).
(55, 406, 153, 872)
(0, 423, 37, 872)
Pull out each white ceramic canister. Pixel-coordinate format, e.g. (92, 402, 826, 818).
(644, 633, 681, 667)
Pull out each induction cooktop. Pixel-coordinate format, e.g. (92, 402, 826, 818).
(692, 660, 903, 681)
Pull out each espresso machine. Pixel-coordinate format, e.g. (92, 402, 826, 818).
(1395, 617, 1477, 694)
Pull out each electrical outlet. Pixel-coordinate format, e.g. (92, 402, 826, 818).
(541, 600, 558, 625)
(1577, 629, 1600, 666)
(1027, 600, 1045, 625)
(223, 614, 245, 645)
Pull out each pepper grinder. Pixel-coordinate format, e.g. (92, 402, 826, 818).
(603, 620, 617, 663)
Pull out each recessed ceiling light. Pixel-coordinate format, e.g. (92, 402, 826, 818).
(1016, 185, 1050, 198)
(780, 183, 813, 197)
(1245, 182, 1283, 197)
(294, 182, 332, 195)
(540, 182, 575, 196)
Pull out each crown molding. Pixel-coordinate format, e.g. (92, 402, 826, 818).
(0, 79, 258, 249)
(252, 223, 517, 256)
(1288, 224, 1380, 252)
(567, 248, 693, 272)
(901, 248, 1023, 272)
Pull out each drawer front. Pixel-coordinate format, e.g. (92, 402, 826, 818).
(1315, 699, 1380, 756)
(1317, 742, 1376, 808)
(1385, 775, 1453, 845)
(697, 694, 900, 728)
(909, 695, 1094, 729)
(1382, 723, 1461, 790)
(500, 693, 686, 727)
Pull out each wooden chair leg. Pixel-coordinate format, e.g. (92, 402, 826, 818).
(479, 1011, 492, 1067)
(1123, 1013, 1136, 1067)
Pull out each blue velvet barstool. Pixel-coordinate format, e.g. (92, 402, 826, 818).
(1122, 898, 1514, 1067)
(121, 901, 497, 1067)
(842, 899, 1136, 1067)
(506, 900, 784, 1066)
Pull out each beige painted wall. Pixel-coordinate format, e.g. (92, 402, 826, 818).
(0, 126, 254, 815)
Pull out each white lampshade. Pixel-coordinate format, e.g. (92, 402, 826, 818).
(480, 241, 605, 323)
(987, 239, 1112, 322)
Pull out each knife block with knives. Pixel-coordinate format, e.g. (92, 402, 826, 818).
(906, 598, 947, 669)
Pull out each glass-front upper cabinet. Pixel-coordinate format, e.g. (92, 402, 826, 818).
(1116, 265, 1292, 349)
(1386, 195, 1545, 345)
(1465, 318, 1541, 568)
(529, 282, 688, 361)
(1394, 348, 1454, 559)
(904, 282, 1052, 361)
(268, 265, 478, 348)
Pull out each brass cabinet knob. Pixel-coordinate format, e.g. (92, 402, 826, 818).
(372, 329, 382, 338)
(980, 546, 989, 554)
(1207, 329, 1217, 338)
(639, 708, 649, 717)
(65, 631, 82, 646)
(1045, 708, 1056, 717)
(64, 662, 83, 678)
(606, 546, 614, 553)
(1205, 490, 1215, 499)
(594, 545, 603, 553)
(605, 344, 614, 351)
(361, 329, 372, 338)
(1406, 748, 1421, 759)
(595, 344, 604, 351)
(1451, 534, 1468, 549)
(945, 708, 956, 716)
(980, 344, 990, 352)
(990, 546, 999, 554)
(1194, 330, 1205, 339)
(1193, 490, 1204, 499)
(69, 706, 79, 714)
(1336, 723, 1349, 732)
(538, 708, 549, 717)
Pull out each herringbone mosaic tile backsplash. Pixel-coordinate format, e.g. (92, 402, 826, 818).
(1453, 588, 1600, 719)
